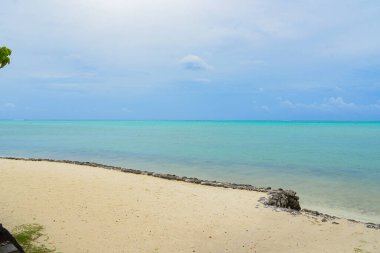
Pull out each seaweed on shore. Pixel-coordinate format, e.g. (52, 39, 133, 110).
(12, 224, 56, 253)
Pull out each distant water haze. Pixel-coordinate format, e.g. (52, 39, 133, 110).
(0, 120, 379, 223)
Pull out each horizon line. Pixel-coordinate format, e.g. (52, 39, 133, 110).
(1, 119, 380, 122)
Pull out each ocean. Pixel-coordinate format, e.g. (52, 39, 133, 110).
(0, 120, 379, 223)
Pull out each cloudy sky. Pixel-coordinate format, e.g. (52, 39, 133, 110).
(1, 0, 380, 120)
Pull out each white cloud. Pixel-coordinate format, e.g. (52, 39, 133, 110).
(324, 97, 357, 109)
(0, 103, 16, 110)
(3, 0, 380, 81)
(193, 78, 211, 83)
(279, 97, 380, 112)
(30, 71, 96, 80)
(121, 108, 132, 113)
(2, 0, 380, 120)
(4, 103, 16, 108)
(180, 54, 212, 71)
(260, 105, 270, 112)
(279, 96, 356, 110)
(369, 100, 380, 110)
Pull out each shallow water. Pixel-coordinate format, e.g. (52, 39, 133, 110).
(1, 120, 379, 223)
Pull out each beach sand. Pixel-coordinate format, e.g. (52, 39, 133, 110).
(0, 159, 379, 253)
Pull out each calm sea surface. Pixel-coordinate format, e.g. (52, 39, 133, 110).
(1, 120, 379, 223)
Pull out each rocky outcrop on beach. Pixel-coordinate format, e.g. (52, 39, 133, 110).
(265, 189, 301, 211)
(2, 157, 272, 193)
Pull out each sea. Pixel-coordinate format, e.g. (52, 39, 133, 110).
(0, 120, 379, 223)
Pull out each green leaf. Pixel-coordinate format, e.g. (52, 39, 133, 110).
(0, 46, 12, 69)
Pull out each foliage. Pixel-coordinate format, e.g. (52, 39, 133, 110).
(354, 248, 371, 253)
(0, 46, 12, 69)
(12, 224, 56, 253)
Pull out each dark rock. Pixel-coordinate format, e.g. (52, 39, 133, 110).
(0, 224, 24, 253)
(258, 197, 267, 203)
(366, 223, 380, 230)
(162, 174, 177, 180)
(321, 218, 327, 222)
(302, 209, 321, 216)
(0, 243, 19, 253)
(266, 189, 301, 211)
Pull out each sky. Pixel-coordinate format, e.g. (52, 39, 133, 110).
(1, 0, 380, 120)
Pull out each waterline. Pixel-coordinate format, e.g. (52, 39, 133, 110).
(1, 120, 379, 223)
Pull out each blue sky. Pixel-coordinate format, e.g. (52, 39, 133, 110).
(1, 0, 380, 120)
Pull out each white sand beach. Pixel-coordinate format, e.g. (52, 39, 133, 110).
(0, 159, 379, 253)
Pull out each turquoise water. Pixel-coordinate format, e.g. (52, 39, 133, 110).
(0, 120, 379, 223)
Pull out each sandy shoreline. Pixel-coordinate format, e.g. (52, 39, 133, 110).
(1, 159, 379, 252)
